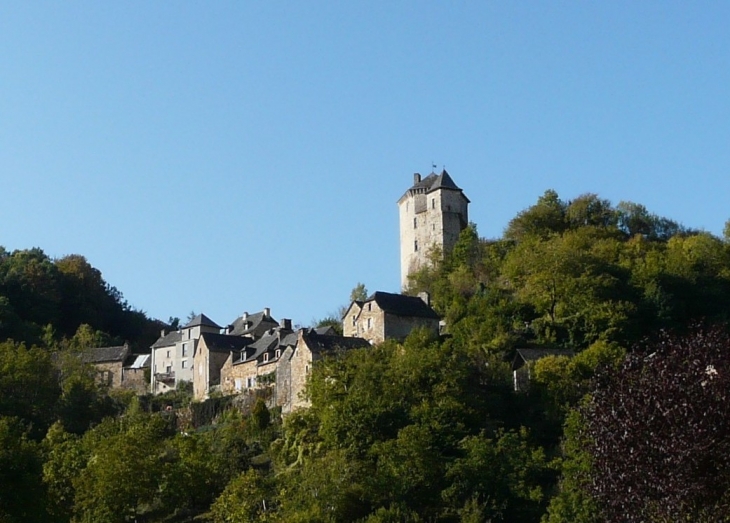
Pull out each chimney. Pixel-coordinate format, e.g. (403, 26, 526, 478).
(242, 312, 248, 323)
(280, 318, 292, 330)
(160, 329, 166, 338)
(264, 307, 271, 318)
(413, 173, 421, 184)
(418, 291, 431, 306)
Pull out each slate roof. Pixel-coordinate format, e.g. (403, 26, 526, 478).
(301, 330, 371, 354)
(151, 330, 182, 349)
(402, 170, 470, 202)
(199, 332, 254, 354)
(233, 328, 297, 365)
(183, 313, 221, 330)
(314, 325, 337, 336)
(227, 310, 279, 337)
(366, 291, 440, 319)
(82, 345, 130, 364)
(512, 348, 575, 370)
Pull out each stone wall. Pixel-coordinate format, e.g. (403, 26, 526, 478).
(121, 367, 148, 394)
(383, 313, 439, 341)
(289, 342, 313, 412)
(399, 182, 469, 289)
(352, 301, 386, 344)
(92, 361, 124, 388)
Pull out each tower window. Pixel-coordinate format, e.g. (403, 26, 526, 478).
(432, 198, 435, 209)
(413, 217, 417, 228)
(414, 240, 419, 252)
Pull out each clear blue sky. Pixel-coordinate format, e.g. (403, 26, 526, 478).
(1, 2, 729, 328)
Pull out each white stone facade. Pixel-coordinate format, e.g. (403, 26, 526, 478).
(398, 171, 469, 289)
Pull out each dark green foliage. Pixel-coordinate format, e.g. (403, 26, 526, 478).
(0, 247, 163, 349)
(0, 340, 60, 438)
(0, 416, 47, 522)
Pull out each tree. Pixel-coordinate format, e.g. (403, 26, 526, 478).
(72, 415, 171, 523)
(583, 324, 730, 522)
(504, 190, 567, 241)
(0, 340, 60, 438)
(0, 416, 46, 522)
(350, 282, 368, 302)
(210, 469, 276, 523)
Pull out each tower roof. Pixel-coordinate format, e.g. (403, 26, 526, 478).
(183, 313, 221, 329)
(400, 169, 469, 202)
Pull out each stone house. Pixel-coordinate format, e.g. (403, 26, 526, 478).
(214, 325, 369, 413)
(218, 320, 297, 400)
(511, 348, 575, 392)
(121, 353, 151, 394)
(81, 344, 131, 388)
(342, 291, 440, 345)
(192, 333, 254, 400)
(283, 329, 370, 412)
(81, 344, 150, 393)
(150, 313, 222, 394)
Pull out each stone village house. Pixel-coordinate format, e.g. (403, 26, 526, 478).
(343, 291, 440, 344)
(80, 343, 151, 394)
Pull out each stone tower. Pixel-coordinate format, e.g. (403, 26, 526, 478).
(398, 170, 469, 289)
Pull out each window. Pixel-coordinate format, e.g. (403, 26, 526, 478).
(182, 343, 188, 357)
(413, 217, 417, 228)
(352, 315, 356, 326)
(166, 365, 172, 374)
(432, 224, 435, 231)
(166, 350, 170, 358)
(235, 378, 242, 391)
(305, 365, 310, 374)
(432, 198, 435, 209)
(367, 318, 372, 329)
(275, 349, 281, 359)
(367, 303, 371, 311)
(414, 240, 419, 252)
(247, 377, 254, 388)
(263, 353, 269, 363)
(181, 360, 187, 369)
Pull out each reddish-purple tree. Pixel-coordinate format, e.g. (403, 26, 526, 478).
(584, 324, 730, 522)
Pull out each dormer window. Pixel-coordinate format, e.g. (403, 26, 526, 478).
(263, 353, 269, 363)
(275, 349, 281, 359)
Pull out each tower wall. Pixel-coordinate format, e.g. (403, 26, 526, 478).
(399, 172, 469, 289)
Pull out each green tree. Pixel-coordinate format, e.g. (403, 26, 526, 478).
(0, 340, 60, 438)
(504, 190, 567, 241)
(350, 282, 368, 302)
(210, 469, 276, 523)
(0, 416, 46, 522)
(72, 415, 171, 523)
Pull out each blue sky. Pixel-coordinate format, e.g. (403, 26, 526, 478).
(1, 2, 729, 328)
